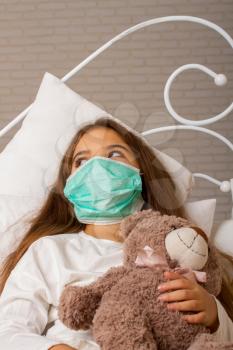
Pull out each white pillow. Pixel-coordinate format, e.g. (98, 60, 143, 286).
(184, 198, 216, 238)
(0, 196, 43, 264)
(0, 71, 196, 261)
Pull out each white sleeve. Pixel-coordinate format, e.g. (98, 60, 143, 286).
(0, 239, 62, 350)
(213, 297, 233, 342)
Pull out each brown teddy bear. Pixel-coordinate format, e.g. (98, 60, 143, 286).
(58, 209, 230, 350)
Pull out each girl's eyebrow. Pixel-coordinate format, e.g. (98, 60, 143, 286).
(106, 144, 131, 152)
(72, 143, 131, 162)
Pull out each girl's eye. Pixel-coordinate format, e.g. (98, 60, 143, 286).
(74, 158, 86, 167)
(108, 150, 123, 158)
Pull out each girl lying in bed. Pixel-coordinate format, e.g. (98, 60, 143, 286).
(0, 116, 232, 350)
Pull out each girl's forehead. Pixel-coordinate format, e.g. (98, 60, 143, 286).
(75, 127, 127, 150)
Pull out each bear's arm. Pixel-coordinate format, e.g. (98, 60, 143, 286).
(93, 265, 128, 294)
(58, 265, 127, 331)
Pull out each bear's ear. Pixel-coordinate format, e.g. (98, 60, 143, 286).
(119, 209, 161, 239)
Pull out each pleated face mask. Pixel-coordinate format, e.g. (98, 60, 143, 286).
(64, 156, 145, 225)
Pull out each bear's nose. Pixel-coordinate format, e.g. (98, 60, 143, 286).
(165, 227, 208, 270)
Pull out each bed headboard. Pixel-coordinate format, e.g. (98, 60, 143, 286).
(0, 15, 232, 217)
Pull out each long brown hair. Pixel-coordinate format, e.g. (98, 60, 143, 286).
(0, 116, 232, 322)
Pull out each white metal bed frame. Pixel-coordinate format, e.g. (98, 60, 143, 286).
(0, 15, 232, 205)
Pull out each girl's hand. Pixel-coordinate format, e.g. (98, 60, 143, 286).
(157, 271, 219, 332)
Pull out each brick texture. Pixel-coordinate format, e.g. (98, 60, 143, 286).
(0, 0, 232, 223)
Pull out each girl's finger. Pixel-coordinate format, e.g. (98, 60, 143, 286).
(164, 270, 198, 284)
(157, 289, 196, 302)
(158, 278, 192, 292)
(167, 299, 203, 312)
(163, 271, 183, 280)
(182, 311, 206, 325)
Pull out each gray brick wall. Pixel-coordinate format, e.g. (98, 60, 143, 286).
(0, 0, 232, 223)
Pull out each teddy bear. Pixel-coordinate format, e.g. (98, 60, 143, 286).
(58, 209, 231, 350)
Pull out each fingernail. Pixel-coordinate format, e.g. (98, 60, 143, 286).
(157, 295, 166, 301)
(157, 284, 163, 290)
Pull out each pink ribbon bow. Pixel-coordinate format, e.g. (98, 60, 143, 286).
(135, 245, 206, 283)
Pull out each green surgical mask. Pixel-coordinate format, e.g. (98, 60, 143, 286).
(64, 156, 145, 225)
